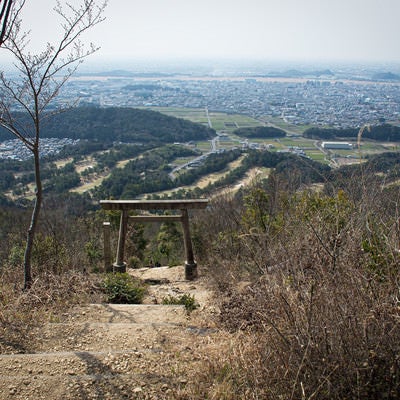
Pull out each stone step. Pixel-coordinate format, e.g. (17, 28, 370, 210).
(32, 321, 208, 353)
(0, 348, 203, 399)
(0, 375, 182, 400)
(0, 348, 200, 375)
(0, 370, 189, 400)
(63, 303, 188, 324)
(129, 266, 213, 307)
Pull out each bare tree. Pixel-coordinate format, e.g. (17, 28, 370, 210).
(0, 0, 24, 46)
(0, 0, 107, 289)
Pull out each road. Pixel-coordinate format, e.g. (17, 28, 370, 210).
(205, 106, 212, 128)
(169, 135, 219, 180)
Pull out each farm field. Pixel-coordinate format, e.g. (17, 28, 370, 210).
(146, 107, 262, 132)
(143, 107, 209, 125)
(305, 150, 328, 162)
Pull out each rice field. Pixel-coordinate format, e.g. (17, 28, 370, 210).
(146, 106, 262, 132)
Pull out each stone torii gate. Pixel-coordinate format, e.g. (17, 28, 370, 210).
(100, 199, 209, 280)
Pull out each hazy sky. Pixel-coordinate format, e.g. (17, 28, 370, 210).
(18, 0, 400, 64)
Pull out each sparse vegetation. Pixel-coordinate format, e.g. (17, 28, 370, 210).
(162, 293, 199, 313)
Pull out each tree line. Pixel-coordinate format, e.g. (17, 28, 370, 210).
(303, 124, 400, 141)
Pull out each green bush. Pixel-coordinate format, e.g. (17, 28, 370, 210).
(162, 293, 199, 313)
(102, 273, 146, 304)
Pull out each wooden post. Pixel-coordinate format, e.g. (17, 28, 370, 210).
(103, 222, 112, 272)
(114, 210, 128, 272)
(181, 208, 197, 280)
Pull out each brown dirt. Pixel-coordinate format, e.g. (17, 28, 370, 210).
(0, 266, 226, 399)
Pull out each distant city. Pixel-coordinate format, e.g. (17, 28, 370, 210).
(65, 61, 400, 128)
(3, 61, 400, 160)
(0, 138, 79, 161)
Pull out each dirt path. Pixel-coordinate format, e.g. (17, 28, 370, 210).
(0, 266, 224, 399)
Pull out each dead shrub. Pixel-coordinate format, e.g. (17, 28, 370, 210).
(191, 180, 400, 399)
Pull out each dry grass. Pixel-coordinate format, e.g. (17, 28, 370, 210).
(188, 173, 400, 399)
(0, 269, 104, 354)
(212, 267, 399, 399)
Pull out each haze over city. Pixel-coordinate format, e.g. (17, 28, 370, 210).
(18, 0, 400, 67)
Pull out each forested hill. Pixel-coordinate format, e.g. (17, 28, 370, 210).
(233, 126, 286, 139)
(0, 107, 215, 143)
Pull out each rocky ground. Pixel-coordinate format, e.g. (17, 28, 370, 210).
(0, 266, 227, 399)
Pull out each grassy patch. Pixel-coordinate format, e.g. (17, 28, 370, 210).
(306, 151, 327, 162)
(70, 172, 111, 193)
(162, 293, 199, 313)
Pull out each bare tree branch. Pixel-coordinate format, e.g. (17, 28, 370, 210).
(0, 0, 107, 289)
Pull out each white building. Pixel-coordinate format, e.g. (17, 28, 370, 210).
(321, 142, 353, 150)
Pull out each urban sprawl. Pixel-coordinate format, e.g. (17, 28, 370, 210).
(2, 69, 400, 161)
(66, 75, 400, 127)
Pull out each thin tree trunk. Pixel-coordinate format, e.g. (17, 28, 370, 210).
(23, 148, 42, 290)
(0, 0, 13, 46)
